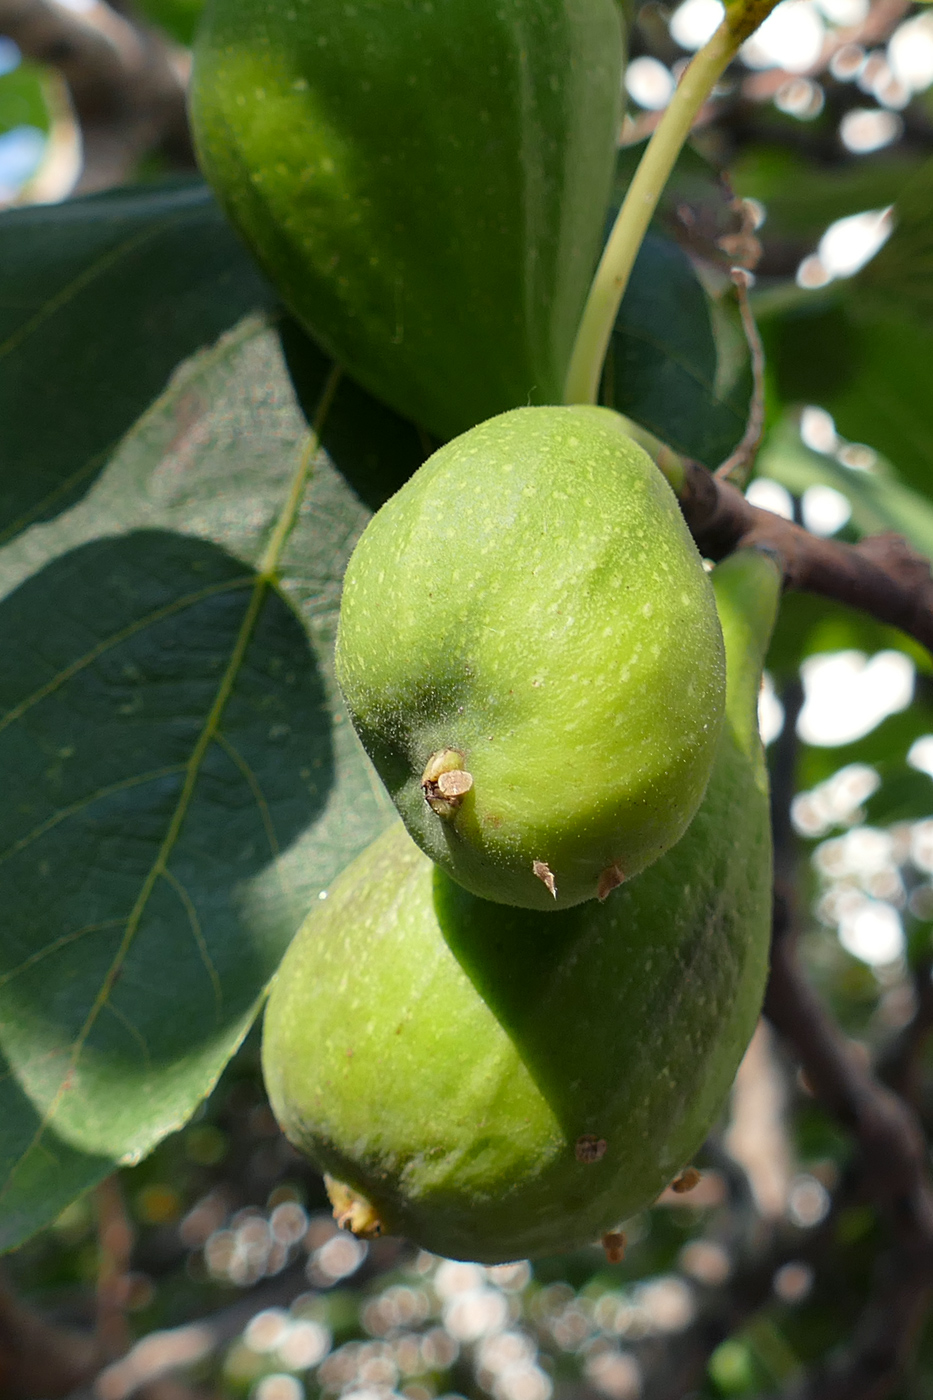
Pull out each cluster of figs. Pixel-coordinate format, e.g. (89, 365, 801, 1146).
(191, 0, 780, 1260)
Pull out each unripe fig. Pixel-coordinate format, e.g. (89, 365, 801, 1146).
(263, 550, 781, 1262)
(190, 0, 623, 441)
(336, 405, 725, 910)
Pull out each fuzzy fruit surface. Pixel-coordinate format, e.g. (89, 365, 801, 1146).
(263, 551, 780, 1262)
(190, 0, 623, 442)
(336, 405, 725, 910)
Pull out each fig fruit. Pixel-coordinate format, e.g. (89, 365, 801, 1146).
(336, 405, 725, 910)
(263, 549, 781, 1262)
(190, 0, 623, 442)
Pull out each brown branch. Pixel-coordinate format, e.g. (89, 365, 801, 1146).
(756, 681, 933, 1400)
(95, 1175, 135, 1364)
(762, 905, 933, 1398)
(0, 1268, 101, 1399)
(878, 954, 933, 1105)
(0, 0, 193, 192)
(679, 463, 933, 655)
(765, 906, 933, 1246)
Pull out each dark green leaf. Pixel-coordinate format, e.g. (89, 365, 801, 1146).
(601, 232, 752, 468)
(859, 154, 933, 328)
(863, 768, 933, 827)
(0, 314, 397, 1249)
(0, 531, 330, 1247)
(817, 310, 933, 500)
(757, 156, 933, 500)
(731, 146, 916, 243)
(766, 592, 929, 682)
(0, 180, 273, 545)
(602, 145, 753, 468)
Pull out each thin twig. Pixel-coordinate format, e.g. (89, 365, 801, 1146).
(715, 268, 767, 489)
(878, 955, 933, 1106)
(95, 1176, 135, 1364)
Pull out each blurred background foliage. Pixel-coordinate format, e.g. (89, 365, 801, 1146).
(3, 0, 933, 1395)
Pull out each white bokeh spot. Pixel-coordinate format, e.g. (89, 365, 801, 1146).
(741, 1, 825, 73)
(625, 56, 675, 109)
(669, 0, 724, 50)
(798, 650, 914, 747)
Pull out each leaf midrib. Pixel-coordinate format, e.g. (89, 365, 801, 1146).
(0, 363, 342, 1195)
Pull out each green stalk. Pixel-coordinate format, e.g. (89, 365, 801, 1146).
(564, 18, 741, 408)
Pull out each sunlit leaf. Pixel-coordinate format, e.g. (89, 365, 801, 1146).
(0, 315, 398, 1250)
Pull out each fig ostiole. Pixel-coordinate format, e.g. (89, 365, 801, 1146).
(262, 550, 781, 1263)
(421, 749, 474, 818)
(336, 405, 726, 911)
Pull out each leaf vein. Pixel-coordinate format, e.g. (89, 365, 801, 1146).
(0, 765, 187, 868)
(0, 207, 202, 364)
(104, 999, 153, 1072)
(161, 867, 222, 1022)
(0, 576, 255, 736)
(214, 730, 280, 859)
(0, 364, 342, 1202)
(0, 919, 124, 990)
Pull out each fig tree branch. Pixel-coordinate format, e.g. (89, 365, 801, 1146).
(764, 901, 933, 1398)
(0, 0, 193, 191)
(877, 952, 933, 1106)
(677, 462, 933, 655)
(758, 697, 933, 1400)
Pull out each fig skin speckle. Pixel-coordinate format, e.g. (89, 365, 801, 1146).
(336, 406, 726, 911)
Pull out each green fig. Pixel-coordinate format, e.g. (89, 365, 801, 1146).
(336, 405, 725, 910)
(190, 0, 623, 442)
(263, 549, 781, 1262)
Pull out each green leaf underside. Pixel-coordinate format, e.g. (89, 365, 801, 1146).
(0, 180, 274, 546)
(0, 315, 396, 1250)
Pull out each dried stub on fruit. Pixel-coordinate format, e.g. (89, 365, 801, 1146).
(336, 404, 726, 910)
(263, 551, 782, 1261)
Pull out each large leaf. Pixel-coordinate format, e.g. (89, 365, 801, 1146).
(0, 315, 398, 1250)
(0, 155, 766, 1246)
(763, 298, 933, 501)
(859, 154, 933, 328)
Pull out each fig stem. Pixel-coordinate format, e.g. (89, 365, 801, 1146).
(564, 16, 754, 408)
